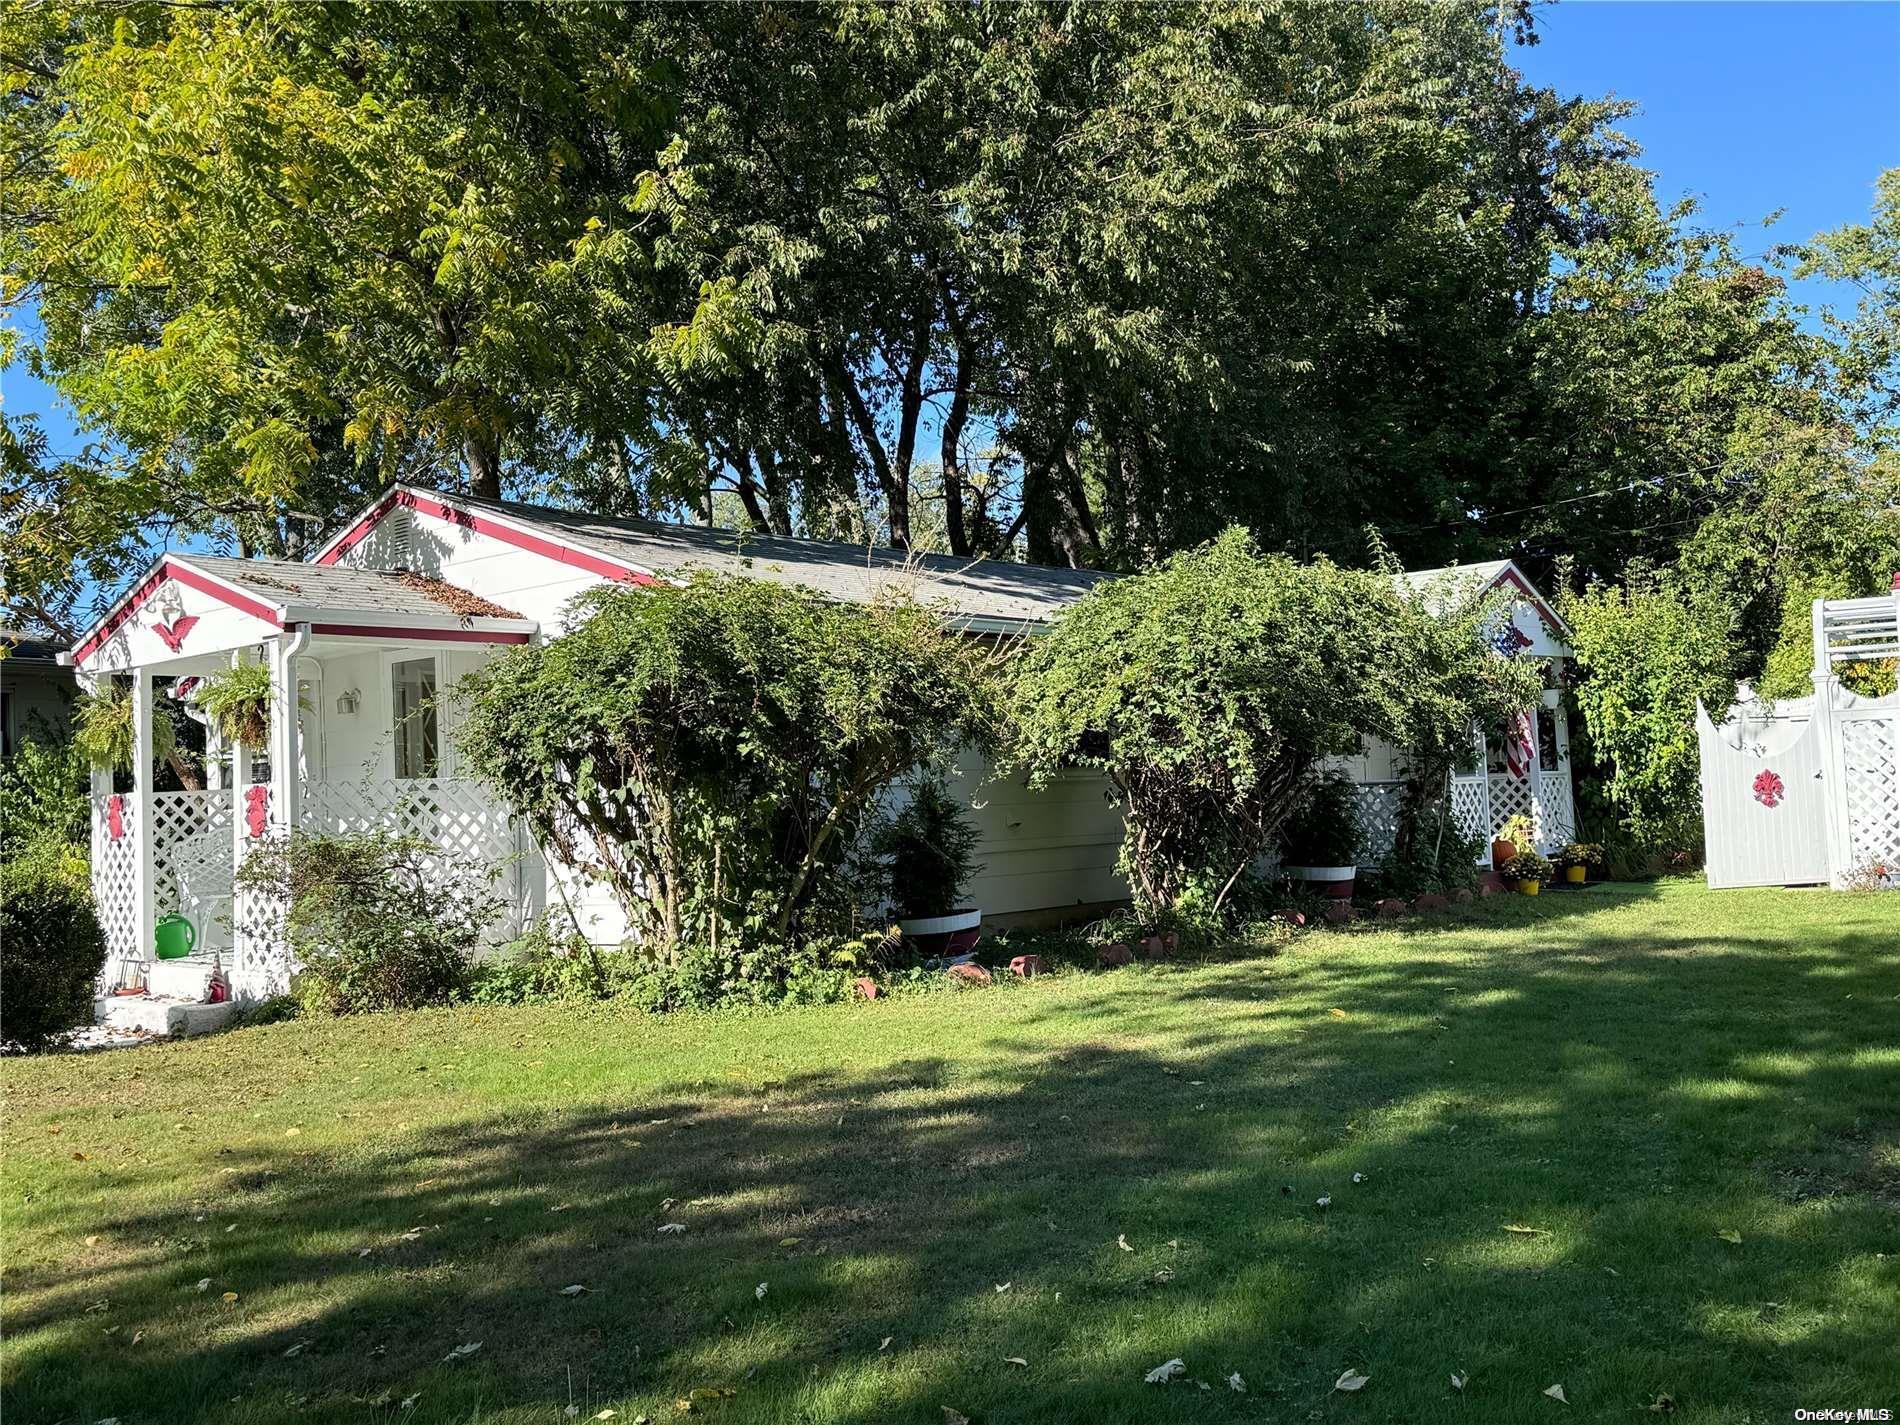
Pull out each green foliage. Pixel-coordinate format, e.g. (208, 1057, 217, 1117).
(1278, 772, 1363, 869)
(73, 683, 175, 773)
(237, 833, 501, 1016)
(457, 573, 998, 961)
(1014, 528, 1531, 920)
(0, 843, 107, 1052)
(874, 776, 984, 919)
(1561, 578, 1738, 853)
(194, 662, 275, 748)
(1497, 814, 1537, 854)
(1371, 823, 1485, 902)
(0, 735, 88, 859)
(464, 919, 615, 1007)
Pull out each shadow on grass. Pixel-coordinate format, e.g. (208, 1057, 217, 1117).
(6, 889, 1899, 1424)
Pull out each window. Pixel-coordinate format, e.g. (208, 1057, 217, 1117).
(391, 657, 438, 779)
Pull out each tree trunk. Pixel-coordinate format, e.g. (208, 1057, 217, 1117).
(938, 279, 975, 557)
(463, 430, 501, 501)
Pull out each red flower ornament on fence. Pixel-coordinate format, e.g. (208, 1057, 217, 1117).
(1752, 769, 1785, 808)
(245, 785, 270, 837)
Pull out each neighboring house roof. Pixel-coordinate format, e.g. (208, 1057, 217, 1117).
(320, 484, 1117, 629)
(2, 627, 66, 664)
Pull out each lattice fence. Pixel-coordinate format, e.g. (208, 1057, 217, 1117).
(1450, 779, 1491, 845)
(1538, 771, 1577, 848)
(90, 793, 138, 968)
(1841, 715, 1899, 871)
(151, 789, 233, 952)
(1487, 773, 1534, 839)
(301, 778, 526, 936)
(1352, 782, 1406, 864)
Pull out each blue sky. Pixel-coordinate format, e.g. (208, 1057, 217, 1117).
(4, 2, 1896, 486)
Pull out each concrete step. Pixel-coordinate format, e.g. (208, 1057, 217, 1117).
(147, 957, 216, 1000)
(93, 995, 235, 1038)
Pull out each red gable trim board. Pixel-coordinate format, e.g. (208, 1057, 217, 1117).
(315, 486, 659, 587)
(1489, 564, 1569, 642)
(73, 556, 284, 665)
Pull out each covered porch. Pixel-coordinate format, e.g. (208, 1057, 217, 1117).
(69, 555, 542, 1001)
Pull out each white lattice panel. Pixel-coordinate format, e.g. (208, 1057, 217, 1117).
(1352, 782, 1405, 864)
(1538, 770, 1576, 849)
(1488, 773, 1533, 838)
(90, 793, 139, 967)
(1841, 716, 1899, 871)
(151, 789, 233, 951)
(301, 778, 525, 933)
(1450, 779, 1491, 844)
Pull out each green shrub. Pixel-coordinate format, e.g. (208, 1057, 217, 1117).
(465, 919, 613, 1005)
(0, 845, 108, 1052)
(0, 735, 88, 859)
(458, 573, 998, 959)
(874, 775, 984, 918)
(238, 832, 501, 1015)
(1371, 824, 1484, 900)
(1278, 771, 1362, 867)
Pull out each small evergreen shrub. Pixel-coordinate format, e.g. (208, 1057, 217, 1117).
(238, 832, 501, 1015)
(0, 845, 108, 1052)
(874, 775, 984, 918)
(1279, 771, 1362, 867)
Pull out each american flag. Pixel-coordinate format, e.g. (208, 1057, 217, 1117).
(1502, 711, 1535, 779)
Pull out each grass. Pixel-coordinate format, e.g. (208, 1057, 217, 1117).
(3, 881, 1898, 1425)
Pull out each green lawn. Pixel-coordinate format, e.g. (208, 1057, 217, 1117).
(4, 882, 1898, 1425)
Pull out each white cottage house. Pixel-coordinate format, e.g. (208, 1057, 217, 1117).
(67, 484, 1578, 1006)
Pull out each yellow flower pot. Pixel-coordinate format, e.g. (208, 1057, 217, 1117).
(1518, 880, 1541, 896)
(1565, 865, 1586, 884)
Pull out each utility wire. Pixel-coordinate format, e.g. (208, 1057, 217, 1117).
(1388, 458, 1732, 536)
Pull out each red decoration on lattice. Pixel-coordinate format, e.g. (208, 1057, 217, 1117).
(106, 794, 125, 841)
(245, 785, 269, 837)
(1752, 769, 1785, 808)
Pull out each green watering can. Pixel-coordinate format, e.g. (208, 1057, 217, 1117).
(154, 913, 196, 960)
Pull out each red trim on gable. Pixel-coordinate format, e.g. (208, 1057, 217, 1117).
(307, 623, 532, 645)
(317, 486, 658, 586)
(73, 557, 284, 665)
(1490, 566, 1569, 643)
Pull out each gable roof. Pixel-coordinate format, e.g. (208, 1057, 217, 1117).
(1394, 557, 1569, 640)
(320, 484, 1116, 629)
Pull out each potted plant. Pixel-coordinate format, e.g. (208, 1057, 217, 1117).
(1556, 842, 1603, 884)
(195, 661, 276, 747)
(876, 775, 985, 952)
(1279, 770, 1361, 900)
(74, 683, 176, 772)
(1501, 849, 1552, 896)
(1492, 812, 1535, 869)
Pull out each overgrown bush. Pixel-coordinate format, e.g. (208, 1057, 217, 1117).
(0, 734, 88, 860)
(874, 775, 984, 918)
(0, 844, 108, 1052)
(1371, 824, 1485, 900)
(238, 832, 501, 1015)
(464, 918, 613, 1005)
(458, 574, 999, 962)
(1014, 528, 1537, 922)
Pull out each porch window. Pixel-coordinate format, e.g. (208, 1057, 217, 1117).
(391, 657, 438, 779)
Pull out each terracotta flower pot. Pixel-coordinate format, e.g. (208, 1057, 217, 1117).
(1491, 839, 1518, 867)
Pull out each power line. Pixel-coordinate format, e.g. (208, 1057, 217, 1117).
(1388, 459, 1732, 536)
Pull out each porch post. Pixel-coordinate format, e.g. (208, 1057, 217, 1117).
(1526, 706, 1550, 851)
(267, 630, 306, 838)
(230, 652, 255, 978)
(131, 667, 157, 969)
(1810, 601, 1851, 888)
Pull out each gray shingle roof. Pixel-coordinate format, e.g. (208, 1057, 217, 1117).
(181, 556, 522, 620)
(454, 491, 1116, 626)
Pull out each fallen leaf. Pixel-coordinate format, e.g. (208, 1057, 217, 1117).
(560, 1284, 591, 1296)
(1329, 1008, 1347, 1019)
(85, 1235, 100, 1246)
(442, 1341, 482, 1363)
(284, 1128, 301, 1138)
(1451, 1371, 1466, 1390)
(1116, 1234, 1134, 1252)
(1502, 1224, 1547, 1235)
(941, 1410, 969, 1425)
(1004, 1356, 1027, 1367)
(755, 1282, 768, 1300)
(1144, 1358, 1186, 1385)
(777, 1237, 802, 1247)
(1716, 1229, 1742, 1245)
(1351, 1172, 1365, 1184)
(221, 1292, 238, 1304)
(195, 1279, 211, 1292)
(1227, 1372, 1246, 1393)
(130, 1331, 144, 1345)
(282, 1339, 311, 1358)
(1544, 1383, 1568, 1404)
(657, 1223, 686, 1234)
(595, 1413, 619, 1421)
(1316, 1195, 1332, 1209)
(879, 1336, 893, 1352)
(400, 1394, 420, 1411)
(1647, 1394, 1677, 1414)
(1334, 1369, 1370, 1392)
(994, 1282, 1010, 1293)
